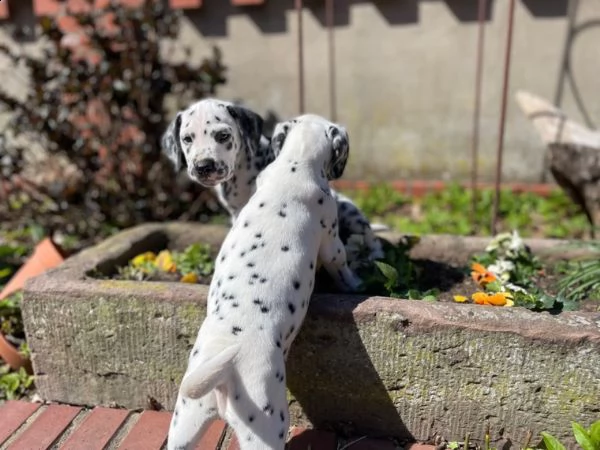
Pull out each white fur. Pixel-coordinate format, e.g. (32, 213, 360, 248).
(167, 118, 362, 450)
(162, 102, 384, 263)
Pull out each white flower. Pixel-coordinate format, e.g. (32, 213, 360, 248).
(486, 232, 509, 252)
(503, 282, 529, 294)
(487, 259, 515, 281)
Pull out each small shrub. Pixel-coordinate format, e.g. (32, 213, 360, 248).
(0, 0, 227, 243)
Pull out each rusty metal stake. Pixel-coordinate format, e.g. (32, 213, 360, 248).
(491, 0, 517, 235)
(326, 0, 337, 121)
(470, 0, 487, 232)
(296, 0, 305, 115)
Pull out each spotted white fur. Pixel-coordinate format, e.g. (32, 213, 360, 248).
(162, 100, 384, 264)
(167, 118, 362, 450)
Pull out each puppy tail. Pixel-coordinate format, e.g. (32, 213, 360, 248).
(180, 344, 241, 399)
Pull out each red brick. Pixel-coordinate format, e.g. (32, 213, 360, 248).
(169, 0, 203, 8)
(118, 411, 172, 450)
(0, 1, 9, 20)
(61, 407, 130, 450)
(348, 437, 397, 450)
(7, 404, 82, 450)
(231, 0, 265, 5)
(287, 427, 337, 450)
(195, 420, 227, 450)
(0, 401, 41, 446)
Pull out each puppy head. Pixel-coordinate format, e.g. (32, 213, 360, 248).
(161, 99, 264, 187)
(271, 114, 350, 180)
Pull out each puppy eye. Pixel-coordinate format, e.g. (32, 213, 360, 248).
(182, 135, 193, 145)
(214, 130, 231, 144)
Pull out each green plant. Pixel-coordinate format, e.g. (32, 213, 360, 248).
(0, 293, 25, 338)
(541, 420, 600, 450)
(351, 184, 408, 217)
(356, 237, 439, 301)
(173, 243, 214, 277)
(556, 242, 600, 304)
(342, 183, 589, 239)
(0, 365, 34, 401)
(116, 243, 215, 283)
(0, 0, 227, 242)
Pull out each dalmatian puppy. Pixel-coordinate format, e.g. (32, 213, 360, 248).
(270, 115, 384, 265)
(167, 118, 362, 450)
(161, 98, 272, 220)
(161, 99, 384, 264)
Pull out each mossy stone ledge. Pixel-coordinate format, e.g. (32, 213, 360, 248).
(22, 222, 600, 447)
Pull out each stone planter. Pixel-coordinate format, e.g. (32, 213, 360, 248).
(22, 222, 600, 447)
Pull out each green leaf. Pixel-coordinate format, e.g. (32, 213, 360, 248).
(588, 420, 600, 446)
(540, 432, 566, 450)
(0, 268, 13, 279)
(374, 261, 399, 291)
(572, 422, 596, 450)
(484, 281, 503, 292)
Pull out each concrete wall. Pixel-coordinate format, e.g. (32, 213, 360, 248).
(2, 0, 600, 182)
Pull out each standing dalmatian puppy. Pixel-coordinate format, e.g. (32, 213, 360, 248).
(167, 118, 362, 450)
(270, 115, 384, 264)
(161, 99, 384, 264)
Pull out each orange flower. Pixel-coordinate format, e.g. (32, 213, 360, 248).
(471, 262, 496, 286)
(471, 291, 513, 307)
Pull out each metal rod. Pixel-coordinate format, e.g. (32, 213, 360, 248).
(491, 0, 517, 235)
(326, 0, 336, 121)
(296, 0, 305, 115)
(470, 0, 487, 232)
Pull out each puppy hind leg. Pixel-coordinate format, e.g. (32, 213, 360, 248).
(167, 391, 219, 450)
(222, 363, 289, 449)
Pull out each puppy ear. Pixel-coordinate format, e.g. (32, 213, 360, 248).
(327, 125, 350, 180)
(270, 121, 293, 158)
(162, 113, 186, 171)
(226, 105, 264, 155)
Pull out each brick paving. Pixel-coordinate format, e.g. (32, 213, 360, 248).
(0, 400, 435, 450)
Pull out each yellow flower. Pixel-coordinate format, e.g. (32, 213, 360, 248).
(453, 295, 468, 303)
(180, 272, 199, 283)
(156, 250, 177, 273)
(131, 251, 156, 268)
(472, 291, 513, 307)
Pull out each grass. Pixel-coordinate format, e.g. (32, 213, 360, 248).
(341, 183, 591, 239)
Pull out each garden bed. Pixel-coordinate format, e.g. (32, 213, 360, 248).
(21, 222, 600, 447)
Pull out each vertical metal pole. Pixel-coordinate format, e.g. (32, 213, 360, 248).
(296, 0, 305, 114)
(470, 0, 487, 232)
(491, 0, 517, 235)
(326, 0, 337, 121)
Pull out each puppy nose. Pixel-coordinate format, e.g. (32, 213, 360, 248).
(194, 159, 217, 177)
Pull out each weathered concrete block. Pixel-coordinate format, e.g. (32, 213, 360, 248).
(22, 222, 600, 447)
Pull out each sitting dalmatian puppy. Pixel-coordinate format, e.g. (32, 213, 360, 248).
(161, 99, 384, 265)
(167, 117, 362, 450)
